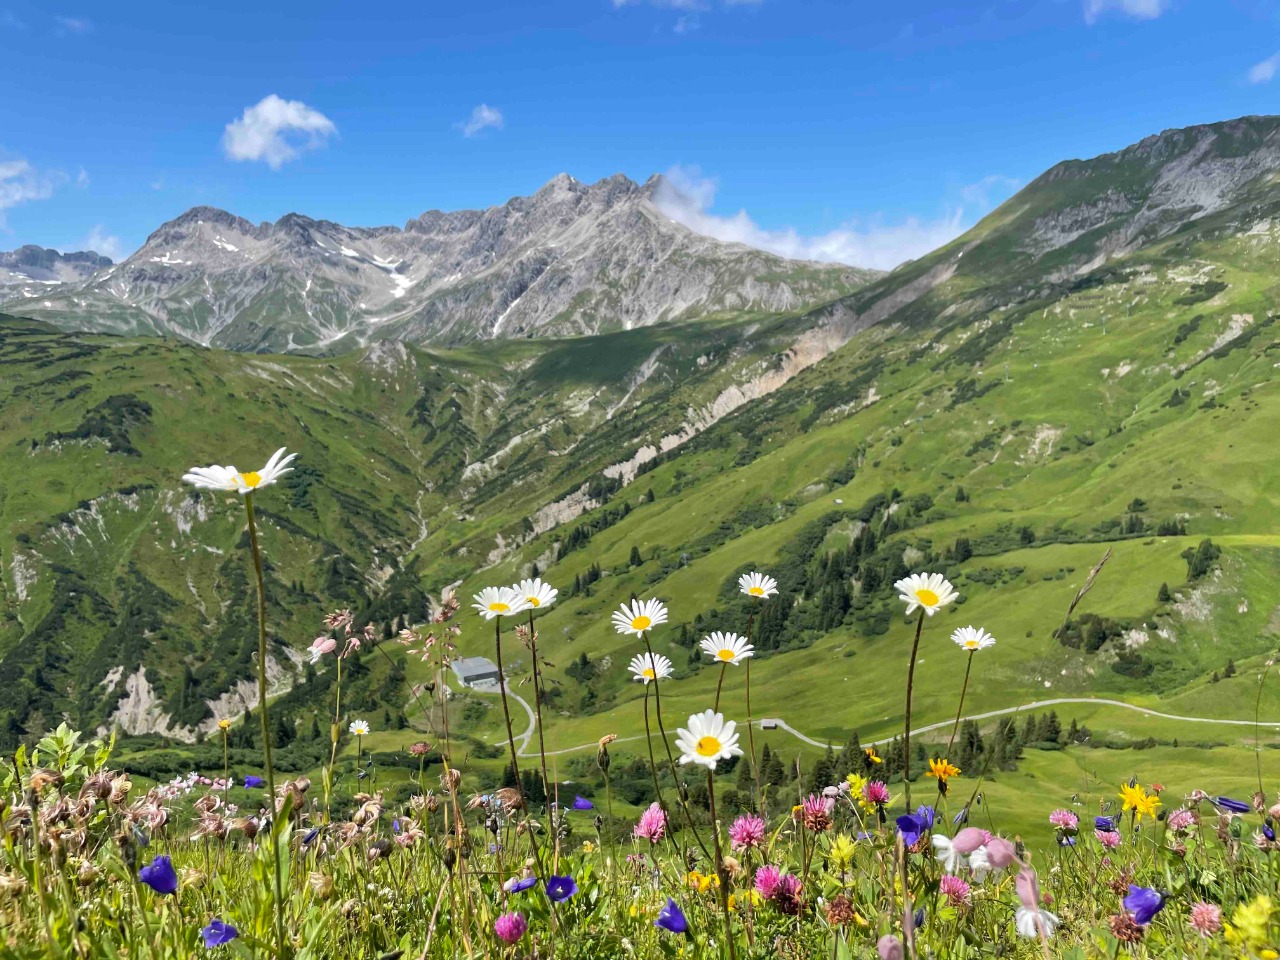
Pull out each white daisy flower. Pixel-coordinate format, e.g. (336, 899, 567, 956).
(182, 447, 297, 495)
(699, 632, 754, 665)
(738, 571, 779, 599)
(675, 709, 743, 771)
(513, 577, 558, 609)
(1014, 907, 1058, 939)
(952, 625, 996, 652)
(628, 652, 673, 684)
(472, 586, 530, 619)
(893, 572, 958, 617)
(611, 598, 668, 636)
(348, 719, 370, 736)
(932, 834, 966, 873)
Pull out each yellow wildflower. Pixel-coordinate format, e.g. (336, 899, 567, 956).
(1227, 895, 1274, 950)
(926, 758, 961, 782)
(828, 834, 857, 873)
(865, 747, 883, 765)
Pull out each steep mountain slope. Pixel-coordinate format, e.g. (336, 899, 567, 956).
(1, 115, 1279, 771)
(0, 174, 877, 352)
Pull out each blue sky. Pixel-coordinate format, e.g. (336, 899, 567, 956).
(3, 0, 1280, 269)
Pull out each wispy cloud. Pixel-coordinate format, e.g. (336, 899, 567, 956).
(54, 15, 92, 35)
(222, 94, 337, 169)
(1248, 51, 1280, 84)
(459, 104, 504, 138)
(81, 225, 126, 261)
(0, 157, 64, 227)
(652, 164, 1019, 271)
(1082, 0, 1168, 25)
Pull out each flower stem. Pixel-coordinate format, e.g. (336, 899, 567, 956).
(743, 610, 762, 817)
(902, 609, 925, 810)
(946, 651, 975, 755)
(527, 609, 552, 809)
(493, 617, 525, 797)
(243, 492, 287, 959)
(706, 768, 737, 960)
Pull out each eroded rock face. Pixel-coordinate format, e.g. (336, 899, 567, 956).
(1, 174, 876, 351)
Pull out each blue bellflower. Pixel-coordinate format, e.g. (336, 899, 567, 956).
(200, 919, 239, 947)
(1123, 885, 1166, 925)
(655, 898, 688, 934)
(545, 875, 578, 902)
(138, 855, 179, 896)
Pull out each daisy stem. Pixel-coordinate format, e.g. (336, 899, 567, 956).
(527, 609, 553, 811)
(642, 685, 678, 859)
(492, 616, 525, 802)
(945, 651, 975, 756)
(242, 492, 288, 960)
(642, 632, 714, 862)
(902, 609, 925, 810)
(743, 610, 762, 817)
(706, 768, 737, 960)
(713, 662, 728, 713)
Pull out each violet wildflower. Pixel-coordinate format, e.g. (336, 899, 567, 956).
(655, 898, 688, 934)
(200, 919, 238, 948)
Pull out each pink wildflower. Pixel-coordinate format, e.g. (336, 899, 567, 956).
(951, 826, 988, 854)
(494, 912, 527, 944)
(775, 873, 803, 914)
(1048, 809, 1078, 830)
(984, 837, 1019, 870)
(308, 636, 337, 663)
(1189, 901, 1221, 937)
(1095, 828, 1122, 849)
(754, 864, 783, 899)
(633, 802, 667, 843)
(863, 780, 891, 806)
(800, 794, 834, 832)
(939, 874, 971, 906)
(1167, 808, 1197, 832)
(729, 814, 766, 850)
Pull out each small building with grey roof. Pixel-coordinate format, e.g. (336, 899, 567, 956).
(452, 656, 501, 688)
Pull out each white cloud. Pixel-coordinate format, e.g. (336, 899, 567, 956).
(76, 166, 89, 187)
(1083, 0, 1168, 25)
(1248, 51, 1280, 84)
(222, 94, 337, 170)
(54, 15, 92, 34)
(81, 225, 125, 261)
(0, 158, 62, 226)
(459, 104, 504, 137)
(652, 164, 1018, 272)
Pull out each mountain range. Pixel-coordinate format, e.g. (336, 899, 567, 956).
(1, 115, 1278, 797)
(0, 173, 877, 352)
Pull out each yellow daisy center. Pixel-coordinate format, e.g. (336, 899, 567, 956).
(488, 602, 510, 613)
(695, 736, 722, 757)
(527, 597, 541, 606)
(964, 639, 979, 649)
(748, 586, 764, 596)
(716, 649, 736, 661)
(914, 588, 940, 606)
(630, 615, 652, 630)
(237, 470, 263, 488)
(642, 668, 655, 680)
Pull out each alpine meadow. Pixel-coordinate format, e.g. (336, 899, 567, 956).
(4, 19, 1280, 957)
